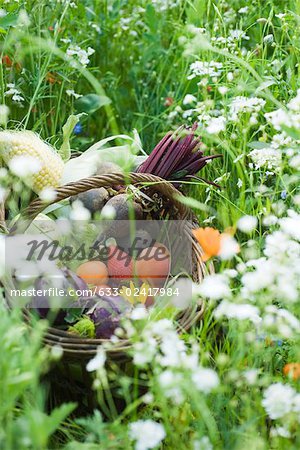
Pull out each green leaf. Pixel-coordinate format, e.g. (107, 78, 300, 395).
(186, 0, 207, 23)
(145, 4, 158, 33)
(74, 94, 111, 114)
(280, 125, 300, 140)
(0, 12, 18, 29)
(59, 113, 86, 161)
(255, 78, 277, 93)
(248, 141, 271, 149)
(46, 403, 76, 435)
(64, 307, 84, 324)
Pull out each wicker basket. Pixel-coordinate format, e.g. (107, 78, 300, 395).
(14, 172, 213, 356)
(9, 172, 213, 414)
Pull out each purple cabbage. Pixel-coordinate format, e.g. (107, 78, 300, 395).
(29, 267, 132, 337)
(30, 268, 96, 324)
(88, 295, 130, 339)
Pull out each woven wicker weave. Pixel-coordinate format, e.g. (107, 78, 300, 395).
(10, 172, 213, 360)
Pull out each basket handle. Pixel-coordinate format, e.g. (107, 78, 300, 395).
(10, 172, 194, 234)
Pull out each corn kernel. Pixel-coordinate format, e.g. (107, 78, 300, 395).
(0, 131, 64, 193)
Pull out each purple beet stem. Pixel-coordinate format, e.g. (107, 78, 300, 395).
(137, 124, 222, 181)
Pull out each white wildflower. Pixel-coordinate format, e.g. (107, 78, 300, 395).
(67, 45, 95, 67)
(263, 214, 278, 226)
(203, 215, 216, 224)
(159, 331, 186, 367)
(91, 23, 101, 33)
(275, 13, 286, 20)
(86, 348, 106, 372)
(223, 269, 238, 278)
(120, 17, 132, 30)
(170, 278, 194, 310)
(100, 204, 116, 219)
(192, 368, 220, 393)
(148, 319, 174, 336)
(265, 108, 291, 130)
(242, 259, 275, 293)
(262, 383, 296, 419)
(66, 89, 82, 99)
(249, 148, 281, 170)
(9, 155, 41, 177)
(193, 436, 213, 450)
(60, 38, 72, 44)
(4, 83, 24, 104)
(133, 339, 157, 366)
(206, 116, 226, 134)
(219, 235, 239, 260)
(287, 89, 300, 111)
(229, 29, 249, 41)
(237, 215, 258, 233)
(129, 420, 166, 450)
(70, 200, 91, 221)
(151, 0, 180, 12)
(227, 72, 234, 81)
(265, 90, 300, 129)
(50, 345, 63, 361)
(39, 188, 57, 202)
(230, 96, 266, 121)
(186, 24, 206, 34)
(237, 178, 243, 188)
(17, 9, 30, 27)
(158, 370, 184, 404)
(238, 7, 249, 14)
(142, 393, 154, 404)
(130, 306, 148, 320)
(262, 306, 300, 338)
(264, 230, 299, 259)
(188, 61, 223, 80)
(218, 86, 228, 95)
(294, 194, 300, 206)
(243, 369, 259, 385)
(13, 94, 24, 103)
(182, 108, 196, 119)
(183, 94, 197, 105)
(289, 154, 300, 170)
(270, 426, 291, 439)
(263, 34, 274, 44)
(0, 104, 9, 125)
(279, 210, 300, 241)
(198, 274, 231, 300)
(271, 133, 293, 148)
(214, 300, 261, 324)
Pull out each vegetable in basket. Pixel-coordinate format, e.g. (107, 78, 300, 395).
(0, 125, 143, 194)
(87, 295, 130, 339)
(31, 268, 95, 324)
(0, 131, 64, 192)
(137, 123, 222, 183)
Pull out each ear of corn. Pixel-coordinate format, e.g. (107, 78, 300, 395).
(0, 131, 64, 193)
